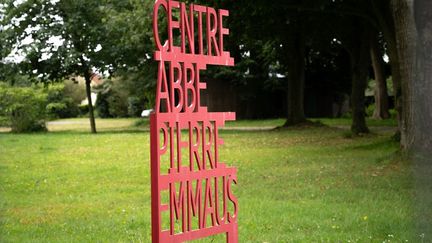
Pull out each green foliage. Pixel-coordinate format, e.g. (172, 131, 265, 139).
(389, 109, 397, 119)
(63, 79, 86, 104)
(1, 0, 119, 80)
(94, 81, 128, 118)
(1, 0, 156, 125)
(46, 102, 67, 116)
(0, 64, 34, 86)
(96, 91, 112, 118)
(0, 0, 153, 132)
(0, 116, 10, 126)
(95, 79, 143, 118)
(46, 99, 79, 119)
(107, 90, 128, 118)
(100, 0, 157, 111)
(366, 103, 375, 117)
(0, 80, 83, 131)
(0, 84, 47, 132)
(78, 104, 89, 116)
(45, 84, 79, 119)
(46, 84, 64, 102)
(366, 77, 394, 97)
(127, 97, 142, 117)
(1, 0, 155, 88)
(113, 68, 156, 111)
(341, 111, 352, 119)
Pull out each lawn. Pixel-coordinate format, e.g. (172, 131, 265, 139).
(42, 117, 397, 133)
(0, 118, 414, 242)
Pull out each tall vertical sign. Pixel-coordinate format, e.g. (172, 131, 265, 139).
(150, 1, 238, 242)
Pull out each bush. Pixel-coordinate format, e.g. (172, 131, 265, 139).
(63, 79, 86, 104)
(95, 80, 128, 118)
(0, 84, 47, 132)
(143, 89, 155, 110)
(366, 103, 375, 117)
(0, 116, 10, 126)
(79, 104, 89, 116)
(128, 96, 142, 117)
(96, 91, 112, 118)
(47, 84, 64, 103)
(389, 109, 397, 119)
(46, 98, 80, 118)
(46, 84, 80, 119)
(341, 111, 352, 119)
(107, 92, 128, 117)
(46, 102, 68, 119)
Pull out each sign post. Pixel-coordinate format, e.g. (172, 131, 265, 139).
(150, 1, 238, 242)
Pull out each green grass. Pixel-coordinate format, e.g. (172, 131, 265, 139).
(46, 118, 144, 132)
(311, 118, 398, 127)
(0, 119, 415, 242)
(224, 117, 397, 128)
(39, 117, 397, 133)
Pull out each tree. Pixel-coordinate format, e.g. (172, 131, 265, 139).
(412, 0, 432, 152)
(387, 0, 432, 151)
(412, 0, 432, 237)
(388, 0, 432, 236)
(366, 0, 405, 143)
(390, 0, 416, 148)
(282, 16, 307, 126)
(102, 0, 156, 110)
(370, 32, 390, 120)
(347, 23, 372, 134)
(223, 0, 329, 125)
(0, 0, 126, 133)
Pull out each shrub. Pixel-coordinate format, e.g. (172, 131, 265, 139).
(46, 102, 67, 118)
(0, 116, 10, 126)
(95, 80, 128, 118)
(366, 103, 375, 117)
(143, 89, 156, 109)
(63, 79, 86, 104)
(341, 111, 352, 119)
(389, 109, 397, 119)
(0, 84, 47, 132)
(128, 96, 142, 117)
(79, 104, 89, 116)
(46, 84, 80, 119)
(107, 92, 128, 117)
(96, 91, 112, 118)
(46, 98, 79, 119)
(46, 84, 64, 103)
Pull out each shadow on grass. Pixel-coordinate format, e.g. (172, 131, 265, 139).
(273, 119, 327, 131)
(347, 137, 398, 151)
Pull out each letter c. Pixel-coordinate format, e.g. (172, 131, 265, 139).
(153, 0, 169, 51)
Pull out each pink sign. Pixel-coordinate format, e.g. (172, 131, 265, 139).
(150, 1, 238, 242)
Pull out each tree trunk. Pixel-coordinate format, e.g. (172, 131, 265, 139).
(350, 26, 371, 135)
(413, 0, 432, 152)
(391, 0, 416, 148)
(285, 58, 306, 126)
(84, 72, 97, 134)
(370, 0, 403, 138)
(412, 0, 432, 238)
(386, 40, 403, 139)
(370, 33, 390, 119)
(283, 21, 306, 126)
